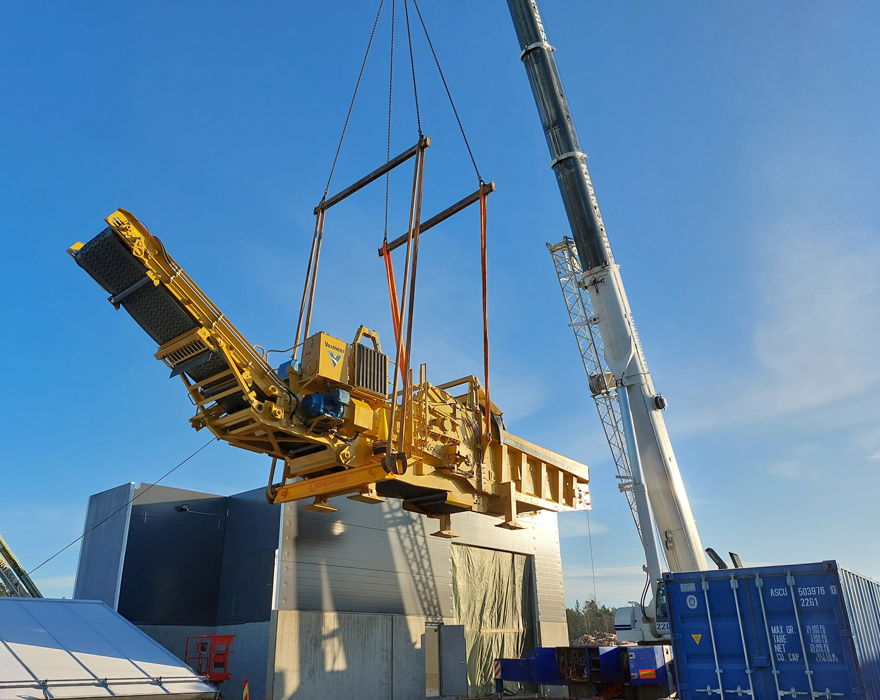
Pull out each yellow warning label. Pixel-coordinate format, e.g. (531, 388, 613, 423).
(692, 633, 702, 645)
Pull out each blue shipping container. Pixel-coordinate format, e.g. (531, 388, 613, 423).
(664, 561, 880, 700)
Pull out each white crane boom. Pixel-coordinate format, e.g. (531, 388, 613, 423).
(506, 0, 708, 620)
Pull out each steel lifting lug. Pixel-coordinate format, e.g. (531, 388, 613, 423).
(382, 452, 407, 476)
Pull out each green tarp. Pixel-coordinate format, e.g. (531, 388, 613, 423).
(451, 544, 537, 697)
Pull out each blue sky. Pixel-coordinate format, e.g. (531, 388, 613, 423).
(1, 1, 878, 607)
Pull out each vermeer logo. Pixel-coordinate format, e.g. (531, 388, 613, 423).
(322, 340, 345, 368)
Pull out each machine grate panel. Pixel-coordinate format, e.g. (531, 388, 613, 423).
(163, 338, 209, 366)
(354, 344, 387, 396)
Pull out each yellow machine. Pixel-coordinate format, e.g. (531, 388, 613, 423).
(69, 209, 589, 535)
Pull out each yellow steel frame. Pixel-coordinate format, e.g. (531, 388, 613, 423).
(70, 209, 591, 532)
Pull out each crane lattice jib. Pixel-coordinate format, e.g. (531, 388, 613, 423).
(547, 239, 642, 541)
(0, 533, 42, 598)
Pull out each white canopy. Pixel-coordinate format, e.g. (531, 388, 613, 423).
(0, 598, 217, 700)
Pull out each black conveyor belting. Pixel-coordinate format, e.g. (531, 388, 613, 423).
(74, 227, 249, 414)
(376, 481, 471, 516)
(75, 228, 198, 345)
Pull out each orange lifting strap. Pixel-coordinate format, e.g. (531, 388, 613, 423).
(381, 179, 494, 441)
(382, 239, 402, 345)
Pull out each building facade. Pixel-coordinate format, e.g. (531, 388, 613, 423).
(75, 482, 571, 699)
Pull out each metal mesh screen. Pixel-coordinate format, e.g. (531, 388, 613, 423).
(354, 344, 387, 396)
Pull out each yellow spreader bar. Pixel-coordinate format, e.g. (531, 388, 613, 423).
(272, 463, 396, 504)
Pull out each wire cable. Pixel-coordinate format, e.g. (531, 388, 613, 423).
(411, 0, 482, 183)
(384, 0, 396, 238)
(26, 437, 217, 577)
(403, 0, 422, 137)
(323, 0, 386, 198)
(586, 510, 598, 602)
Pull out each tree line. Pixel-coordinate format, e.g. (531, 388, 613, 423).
(566, 599, 617, 643)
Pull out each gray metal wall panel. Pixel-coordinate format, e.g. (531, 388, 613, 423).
(453, 510, 567, 626)
(138, 622, 271, 700)
(276, 498, 567, 628)
(216, 488, 281, 625)
(216, 621, 272, 700)
(135, 623, 217, 662)
(86, 477, 566, 642)
(118, 485, 227, 625)
(277, 500, 455, 618)
(74, 483, 135, 608)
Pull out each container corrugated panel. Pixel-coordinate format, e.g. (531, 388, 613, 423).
(665, 561, 880, 700)
(839, 568, 880, 698)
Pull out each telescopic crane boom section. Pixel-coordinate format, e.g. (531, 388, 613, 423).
(506, 0, 707, 576)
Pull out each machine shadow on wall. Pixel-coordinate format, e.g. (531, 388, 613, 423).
(75, 481, 556, 700)
(272, 497, 448, 699)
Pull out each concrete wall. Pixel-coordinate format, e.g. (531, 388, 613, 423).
(138, 612, 438, 700)
(266, 610, 452, 700)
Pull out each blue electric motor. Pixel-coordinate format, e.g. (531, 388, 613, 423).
(301, 389, 350, 420)
(276, 359, 301, 386)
